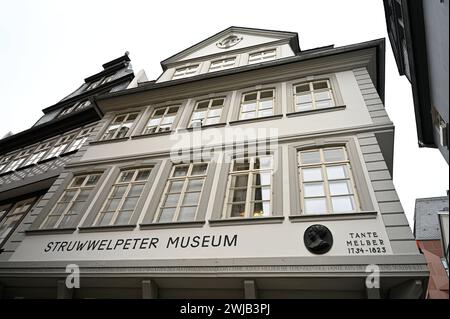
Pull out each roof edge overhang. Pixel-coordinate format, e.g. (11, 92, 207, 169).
(95, 38, 385, 112)
(160, 26, 301, 71)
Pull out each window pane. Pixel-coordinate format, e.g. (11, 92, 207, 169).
(313, 81, 329, 90)
(296, 84, 310, 93)
(259, 100, 273, 110)
(154, 108, 166, 116)
(208, 108, 222, 117)
(167, 106, 179, 114)
(231, 174, 248, 187)
(314, 91, 331, 101)
(253, 202, 270, 217)
(242, 102, 256, 112)
(161, 115, 175, 125)
(114, 210, 133, 225)
(304, 198, 327, 214)
(329, 181, 351, 195)
(187, 179, 203, 192)
(182, 192, 200, 206)
(241, 111, 256, 119)
(302, 167, 322, 182)
(296, 94, 312, 103)
(197, 101, 209, 109)
(254, 173, 271, 186)
(191, 163, 208, 175)
(316, 100, 333, 109)
(104, 198, 120, 212)
(326, 165, 347, 179)
(147, 118, 161, 127)
(164, 194, 180, 207)
(230, 203, 246, 217)
(324, 149, 345, 162)
(178, 207, 196, 221)
(244, 93, 257, 101)
(233, 159, 250, 171)
(331, 196, 355, 212)
(254, 187, 270, 201)
(204, 117, 220, 125)
(120, 171, 134, 183)
(254, 156, 272, 170)
(173, 166, 188, 177)
(304, 182, 325, 197)
(159, 208, 175, 222)
(211, 99, 224, 107)
(76, 190, 90, 202)
(260, 90, 273, 99)
(168, 181, 184, 193)
(72, 176, 85, 187)
(112, 185, 127, 198)
(296, 103, 313, 112)
(300, 151, 321, 164)
(127, 113, 138, 121)
(258, 109, 273, 117)
(122, 197, 138, 210)
(232, 189, 247, 202)
(85, 175, 100, 186)
(192, 111, 206, 120)
(128, 184, 144, 197)
(97, 212, 114, 226)
(135, 169, 151, 181)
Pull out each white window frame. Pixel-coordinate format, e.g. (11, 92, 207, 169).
(5, 148, 34, 172)
(0, 155, 12, 173)
(239, 89, 275, 120)
(172, 64, 199, 80)
(208, 57, 236, 72)
(222, 155, 273, 219)
(40, 174, 102, 229)
(248, 49, 276, 64)
(143, 105, 180, 134)
(189, 97, 225, 128)
(100, 112, 139, 141)
(23, 141, 53, 166)
(293, 79, 336, 112)
(154, 162, 208, 223)
(298, 147, 360, 215)
(0, 197, 37, 246)
(44, 134, 75, 160)
(93, 168, 152, 226)
(67, 127, 94, 152)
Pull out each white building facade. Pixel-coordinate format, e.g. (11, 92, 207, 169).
(0, 27, 428, 299)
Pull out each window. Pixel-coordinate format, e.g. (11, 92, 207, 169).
(143, 106, 179, 134)
(0, 198, 36, 247)
(209, 57, 236, 72)
(101, 112, 139, 141)
(223, 155, 273, 218)
(86, 80, 101, 90)
(189, 98, 224, 127)
(239, 89, 275, 120)
(76, 100, 91, 111)
(298, 147, 360, 214)
(23, 141, 53, 166)
(248, 49, 276, 64)
(156, 163, 208, 223)
(44, 134, 75, 160)
(293, 80, 335, 112)
(94, 168, 152, 226)
(0, 155, 12, 173)
(172, 65, 199, 80)
(58, 105, 77, 117)
(40, 174, 101, 229)
(67, 127, 94, 152)
(100, 75, 114, 85)
(5, 148, 34, 172)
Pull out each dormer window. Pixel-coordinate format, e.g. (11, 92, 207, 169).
(172, 65, 199, 80)
(248, 49, 276, 64)
(100, 75, 114, 85)
(86, 80, 101, 90)
(76, 100, 91, 111)
(209, 57, 236, 72)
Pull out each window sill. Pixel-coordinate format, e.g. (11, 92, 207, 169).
(60, 149, 78, 157)
(229, 114, 283, 126)
(131, 130, 172, 139)
(15, 163, 35, 171)
(209, 216, 284, 227)
(25, 227, 77, 235)
(140, 220, 205, 230)
(89, 137, 129, 146)
(179, 122, 227, 132)
(78, 224, 136, 233)
(286, 105, 346, 118)
(37, 156, 57, 165)
(289, 211, 378, 222)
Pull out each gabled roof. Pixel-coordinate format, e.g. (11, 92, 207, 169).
(160, 26, 301, 70)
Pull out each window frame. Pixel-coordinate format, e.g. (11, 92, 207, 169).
(67, 127, 95, 152)
(286, 74, 344, 114)
(288, 137, 375, 217)
(172, 64, 200, 80)
(142, 105, 181, 135)
(247, 48, 277, 65)
(208, 56, 237, 72)
(99, 111, 141, 141)
(22, 140, 54, 166)
(39, 173, 103, 230)
(188, 97, 227, 128)
(43, 134, 76, 160)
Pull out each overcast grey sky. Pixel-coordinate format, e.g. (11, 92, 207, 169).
(0, 0, 448, 227)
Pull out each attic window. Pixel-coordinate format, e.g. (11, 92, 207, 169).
(248, 49, 276, 64)
(209, 57, 236, 72)
(172, 65, 199, 80)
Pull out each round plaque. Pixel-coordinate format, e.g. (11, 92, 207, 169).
(303, 224, 333, 254)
